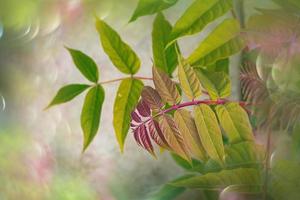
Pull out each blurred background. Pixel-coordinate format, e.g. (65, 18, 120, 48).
(0, 0, 282, 199)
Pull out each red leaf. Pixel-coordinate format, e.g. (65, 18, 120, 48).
(137, 100, 151, 117)
(148, 119, 169, 149)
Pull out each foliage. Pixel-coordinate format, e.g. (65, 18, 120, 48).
(46, 0, 300, 199)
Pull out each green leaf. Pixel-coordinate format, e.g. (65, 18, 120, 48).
(153, 67, 181, 105)
(146, 175, 193, 200)
(152, 13, 178, 76)
(171, 168, 261, 189)
(215, 102, 254, 143)
(47, 84, 90, 108)
(171, 153, 205, 172)
(194, 104, 225, 164)
(225, 141, 264, 169)
(96, 18, 140, 75)
(195, 69, 230, 100)
(158, 114, 191, 162)
(81, 85, 105, 151)
(178, 58, 202, 100)
(206, 58, 229, 74)
(174, 109, 206, 161)
(66, 48, 99, 83)
(169, 0, 232, 44)
(113, 78, 144, 152)
(188, 19, 244, 66)
(129, 0, 179, 22)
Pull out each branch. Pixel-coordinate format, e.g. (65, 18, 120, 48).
(99, 76, 153, 85)
(136, 99, 247, 130)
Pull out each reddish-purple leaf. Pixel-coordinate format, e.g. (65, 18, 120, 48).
(148, 119, 169, 149)
(133, 126, 143, 147)
(131, 111, 142, 123)
(141, 86, 163, 111)
(139, 124, 156, 156)
(137, 100, 151, 117)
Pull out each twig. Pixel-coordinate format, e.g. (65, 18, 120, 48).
(99, 76, 152, 85)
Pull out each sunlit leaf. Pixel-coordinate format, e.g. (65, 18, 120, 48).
(171, 168, 261, 189)
(169, 0, 232, 44)
(174, 109, 206, 160)
(153, 67, 181, 105)
(47, 84, 90, 108)
(81, 85, 105, 151)
(178, 58, 202, 100)
(158, 114, 191, 162)
(171, 153, 205, 172)
(215, 103, 254, 143)
(141, 86, 163, 111)
(195, 69, 230, 100)
(225, 141, 264, 169)
(194, 104, 224, 164)
(129, 0, 179, 22)
(114, 78, 144, 152)
(96, 18, 140, 75)
(152, 13, 178, 76)
(66, 48, 99, 83)
(188, 19, 244, 66)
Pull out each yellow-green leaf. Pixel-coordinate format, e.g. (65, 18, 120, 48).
(113, 78, 144, 152)
(129, 0, 179, 22)
(171, 168, 261, 189)
(188, 19, 244, 66)
(178, 58, 202, 100)
(152, 13, 178, 76)
(153, 67, 181, 105)
(81, 85, 105, 151)
(215, 102, 254, 143)
(174, 109, 206, 161)
(169, 0, 232, 44)
(47, 84, 90, 108)
(67, 48, 99, 83)
(225, 141, 264, 169)
(194, 104, 224, 164)
(158, 114, 191, 162)
(194, 68, 231, 100)
(96, 18, 140, 75)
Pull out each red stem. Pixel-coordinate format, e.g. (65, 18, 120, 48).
(138, 99, 247, 128)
